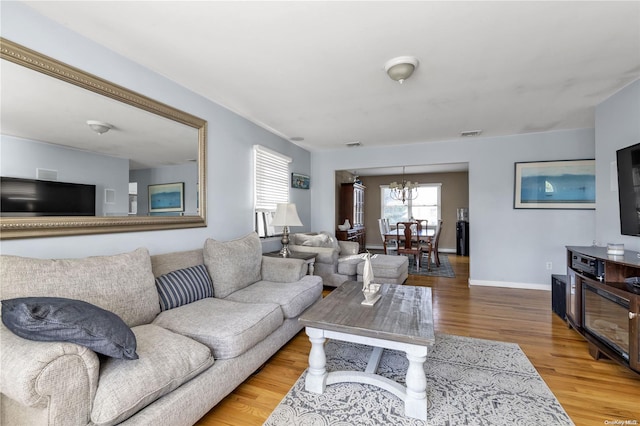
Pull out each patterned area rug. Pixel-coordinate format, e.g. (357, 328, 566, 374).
(369, 251, 455, 278)
(264, 334, 574, 426)
(407, 253, 455, 278)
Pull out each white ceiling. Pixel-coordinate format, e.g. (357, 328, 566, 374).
(1, 60, 199, 170)
(15, 1, 640, 155)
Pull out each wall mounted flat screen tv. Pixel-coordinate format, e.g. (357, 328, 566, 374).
(0, 177, 96, 216)
(616, 142, 640, 236)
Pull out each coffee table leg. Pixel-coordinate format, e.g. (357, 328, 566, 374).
(305, 327, 327, 393)
(404, 347, 428, 420)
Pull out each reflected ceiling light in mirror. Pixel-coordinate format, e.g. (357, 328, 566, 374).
(384, 56, 419, 84)
(87, 120, 112, 135)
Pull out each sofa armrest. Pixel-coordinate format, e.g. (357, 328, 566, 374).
(338, 240, 360, 255)
(261, 256, 306, 282)
(1, 326, 100, 426)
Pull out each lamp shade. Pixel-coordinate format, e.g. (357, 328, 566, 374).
(271, 203, 303, 227)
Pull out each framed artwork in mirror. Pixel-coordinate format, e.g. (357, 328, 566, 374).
(514, 159, 596, 209)
(149, 182, 185, 213)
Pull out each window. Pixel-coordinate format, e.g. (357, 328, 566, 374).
(254, 145, 291, 237)
(381, 183, 441, 227)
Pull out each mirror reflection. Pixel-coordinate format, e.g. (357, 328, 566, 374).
(0, 38, 207, 238)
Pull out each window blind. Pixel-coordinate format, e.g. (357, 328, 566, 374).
(254, 145, 291, 210)
(254, 145, 291, 236)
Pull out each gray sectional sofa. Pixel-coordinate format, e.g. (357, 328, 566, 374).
(0, 232, 323, 426)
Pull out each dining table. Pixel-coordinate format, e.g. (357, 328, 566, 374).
(382, 227, 434, 255)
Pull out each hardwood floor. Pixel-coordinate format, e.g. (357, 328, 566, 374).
(196, 255, 640, 426)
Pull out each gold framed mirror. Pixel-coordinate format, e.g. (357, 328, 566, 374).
(0, 38, 207, 239)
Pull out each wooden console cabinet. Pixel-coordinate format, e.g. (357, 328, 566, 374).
(336, 183, 365, 252)
(566, 246, 640, 373)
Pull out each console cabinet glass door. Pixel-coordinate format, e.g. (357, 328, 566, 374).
(354, 184, 364, 227)
(339, 183, 365, 228)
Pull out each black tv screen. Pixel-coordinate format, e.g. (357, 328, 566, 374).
(0, 177, 96, 216)
(616, 142, 640, 236)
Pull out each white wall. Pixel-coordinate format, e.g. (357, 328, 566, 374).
(0, 135, 129, 215)
(595, 79, 640, 251)
(0, 2, 311, 258)
(312, 128, 596, 289)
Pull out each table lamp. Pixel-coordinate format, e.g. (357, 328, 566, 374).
(271, 203, 303, 257)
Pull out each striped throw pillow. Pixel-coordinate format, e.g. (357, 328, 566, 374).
(155, 265, 213, 311)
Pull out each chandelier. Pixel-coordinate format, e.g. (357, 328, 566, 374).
(389, 167, 418, 204)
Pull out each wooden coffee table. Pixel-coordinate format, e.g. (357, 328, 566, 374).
(299, 281, 435, 420)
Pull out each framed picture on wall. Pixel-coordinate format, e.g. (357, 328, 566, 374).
(148, 182, 185, 213)
(291, 173, 310, 189)
(514, 159, 596, 209)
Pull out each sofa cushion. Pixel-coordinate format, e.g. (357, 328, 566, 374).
(91, 324, 213, 426)
(150, 249, 204, 278)
(297, 233, 329, 247)
(294, 232, 339, 250)
(155, 265, 213, 311)
(322, 231, 341, 251)
(224, 275, 322, 318)
(203, 233, 262, 298)
(1, 297, 138, 360)
(0, 248, 159, 327)
(261, 256, 306, 282)
(152, 298, 283, 359)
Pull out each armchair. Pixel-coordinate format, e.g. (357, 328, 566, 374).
(288, 232, 361, 287)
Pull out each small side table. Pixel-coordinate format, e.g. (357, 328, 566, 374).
(264, 251, 316, 276)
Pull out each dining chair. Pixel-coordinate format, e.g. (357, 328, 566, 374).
(422, 220, 443, 271)
(396, 221, 422, 270)
(414, 219, 428, 235)
(378, 218, 398, 253)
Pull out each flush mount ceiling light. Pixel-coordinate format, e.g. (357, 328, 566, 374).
(384, 56, 419, 84)
(86, 120, 113, 135)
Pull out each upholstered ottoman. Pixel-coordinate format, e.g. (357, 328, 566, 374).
(356, 254, 408, 285)
(337, 255, 365, 281)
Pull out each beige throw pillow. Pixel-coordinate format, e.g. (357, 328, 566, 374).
(297, 233, 328, 247)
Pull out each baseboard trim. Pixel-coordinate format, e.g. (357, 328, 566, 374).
(468, 279, 551, 291)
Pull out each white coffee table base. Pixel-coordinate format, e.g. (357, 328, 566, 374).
(305, 327, 428, 421)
